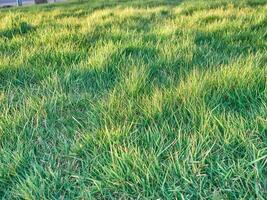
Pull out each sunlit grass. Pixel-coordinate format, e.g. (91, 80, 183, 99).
(0, 0, 267, 199)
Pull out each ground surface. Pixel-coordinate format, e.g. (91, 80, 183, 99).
(0, 0, 267, 199)
(0, 0, 60, 7)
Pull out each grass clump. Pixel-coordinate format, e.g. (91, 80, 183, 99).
(0, 0, 266, 199)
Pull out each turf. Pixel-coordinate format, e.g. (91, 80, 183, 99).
(0, 0, 266, 199)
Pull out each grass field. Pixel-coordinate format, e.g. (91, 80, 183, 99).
(0, 0, 267, 199)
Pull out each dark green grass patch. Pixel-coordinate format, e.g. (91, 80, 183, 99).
(0, 0, 266, 199)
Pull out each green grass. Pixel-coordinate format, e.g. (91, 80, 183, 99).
(0, 0, 267, 199)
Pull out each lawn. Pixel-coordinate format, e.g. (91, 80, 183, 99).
(0, 0, 266, 199)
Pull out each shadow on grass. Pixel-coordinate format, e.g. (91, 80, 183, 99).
(0, 22, 35, 39)
(0, 48, 120, 96)
(0, 66, 46, 89)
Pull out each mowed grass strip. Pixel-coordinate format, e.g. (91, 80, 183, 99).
(0, 0, 266, 199)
